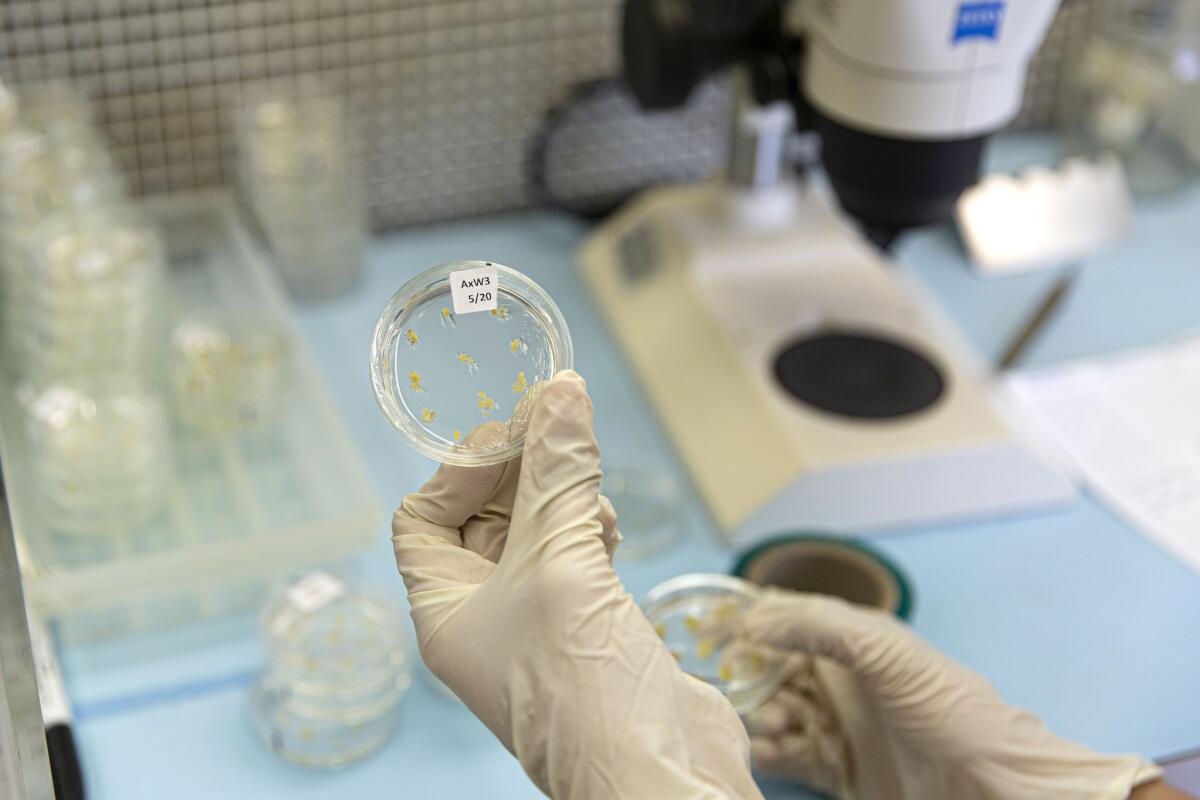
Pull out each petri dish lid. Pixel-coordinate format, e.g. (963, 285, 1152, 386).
(642, 573, 786, 716)
(370, 260, 573, 467)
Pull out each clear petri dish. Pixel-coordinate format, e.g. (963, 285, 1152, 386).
(370, 260, 573, 466)
(642, 574, 785, 716)
(602, 468, 687, 560)
(251, 575, 411, 769)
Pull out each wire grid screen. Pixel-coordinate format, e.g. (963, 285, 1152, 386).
(1, 0, 1092, 230)
(1011, 0, 1096, 129)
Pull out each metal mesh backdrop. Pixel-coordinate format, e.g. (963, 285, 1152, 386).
(1, 0, 1094, 229)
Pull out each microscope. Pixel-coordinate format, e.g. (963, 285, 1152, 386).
(579, 0, 1077, 541)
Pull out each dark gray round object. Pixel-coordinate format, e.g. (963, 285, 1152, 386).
(773, 331, 945, 419)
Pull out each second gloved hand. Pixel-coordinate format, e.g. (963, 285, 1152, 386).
(392, 371, 762, 799)
(741, 590, 1161, 800)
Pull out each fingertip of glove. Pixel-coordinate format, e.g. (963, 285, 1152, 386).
(552, 369, 585, 389)
(512, 369, 601, 514)
(744, 702, 789, 737)
(541, 370, 589, 410)
(528, 369, 594, 439)
(597, 493, 616, 525)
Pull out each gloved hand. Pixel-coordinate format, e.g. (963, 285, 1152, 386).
(741, 590, 1162, 800)
(392, 371, 762, 799)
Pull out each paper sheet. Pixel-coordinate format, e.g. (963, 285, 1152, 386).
(1007, 333, 1200, 574)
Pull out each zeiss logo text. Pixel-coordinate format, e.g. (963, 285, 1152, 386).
(953, 1, 1004, 43)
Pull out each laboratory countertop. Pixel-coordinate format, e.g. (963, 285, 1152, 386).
(60, 135, 1200, 799)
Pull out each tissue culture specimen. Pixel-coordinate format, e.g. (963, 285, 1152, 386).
(440, 307, 456, 328)
(491, 306, 510, 320)
(717, 651, 765, 684)
(651, 599, 763, 688)
(477, 390, 497, 416)
(457, 352, 479, 373)
(421, 408, 437, 423)
(405, 329, 420, 346)
(512, 371, 529, 394)
(409, 371, 425, 392)
(510, 337, 527, 355)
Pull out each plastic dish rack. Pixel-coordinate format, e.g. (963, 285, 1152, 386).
(1, 192, 381, 643)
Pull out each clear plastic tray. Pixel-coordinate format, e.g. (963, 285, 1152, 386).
(642, 574, 785, 716)
(371, 260, 572, 466)
(1, 193, 381, 642)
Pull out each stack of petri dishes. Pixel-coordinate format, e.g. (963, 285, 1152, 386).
(250, 574, 411, 768)
(0, 89, 132, 376)
(21, 210, 164, 381)
(0, 80, 172, 554)
(237, 93, 366, 300)
(21, 383, 170, 543)
(0, 128, 57, 350)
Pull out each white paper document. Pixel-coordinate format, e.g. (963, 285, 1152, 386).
(1007, 333, 1200, 574)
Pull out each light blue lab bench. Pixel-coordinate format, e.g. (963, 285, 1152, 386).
(59, 135, 1200, 799)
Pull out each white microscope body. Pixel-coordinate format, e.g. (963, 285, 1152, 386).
(801, 0, 1059, 138)
(581, 0, 1075, 542)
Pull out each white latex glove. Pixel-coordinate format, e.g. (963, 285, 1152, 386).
(741, 590, 1162, 800)
(392, 371, 762, 799)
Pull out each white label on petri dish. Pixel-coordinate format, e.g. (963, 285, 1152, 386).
(287, 571, 345, 614)
(450, 264, 499, 315)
